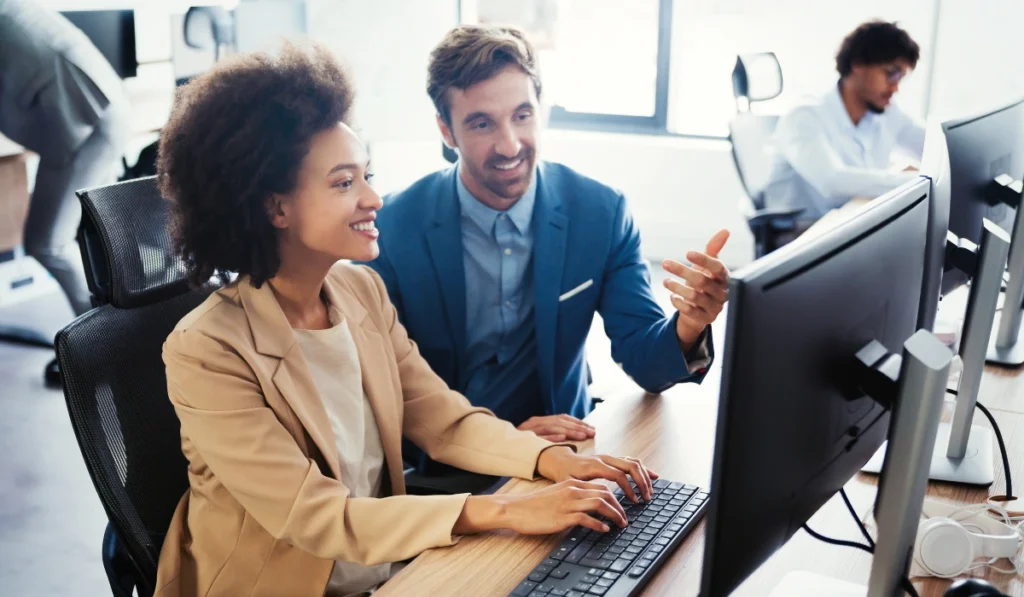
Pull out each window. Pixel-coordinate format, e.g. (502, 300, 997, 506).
(667, 0, 935, 138)
(469, 0, 672, 132)
(465, 0, 936, 138)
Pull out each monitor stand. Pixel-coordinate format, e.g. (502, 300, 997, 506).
(986, 174, 1023, 366)
(861, 422, 994, 485)
(988, 311, 1024, 366)
(863, 222, 1007, 486)
(768, 571, 867, 597)
(773, 330, 949, 597)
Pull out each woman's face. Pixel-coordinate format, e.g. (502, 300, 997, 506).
(273, 122, 382, 264)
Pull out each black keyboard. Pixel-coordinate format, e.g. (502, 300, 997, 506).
(508, 478, 709, 597)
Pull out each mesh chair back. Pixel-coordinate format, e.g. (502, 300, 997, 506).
(77, 177, 189, 309)
(58, 176, 213, 594)
(729, 113, 781, 209)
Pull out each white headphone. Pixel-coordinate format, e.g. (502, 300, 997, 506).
(914, 499, 1024, 578)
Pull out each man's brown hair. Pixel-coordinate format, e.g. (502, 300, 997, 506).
(427, 25, 541, 126)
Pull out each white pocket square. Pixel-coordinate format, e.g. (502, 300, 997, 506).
(559, 279, 594, 302)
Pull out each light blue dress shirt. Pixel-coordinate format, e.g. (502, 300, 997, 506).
(764, 84, 925, 222)
(455, 168, 544, 425)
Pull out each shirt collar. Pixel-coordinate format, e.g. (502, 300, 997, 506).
(829, 82, 880, 132)
(456, 163, 537, 235)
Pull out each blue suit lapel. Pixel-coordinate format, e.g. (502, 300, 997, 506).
(532, 166, 568, 411)
(425, 170, 468, 376)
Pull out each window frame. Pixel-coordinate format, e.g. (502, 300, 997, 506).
(543, 0, 675, 134)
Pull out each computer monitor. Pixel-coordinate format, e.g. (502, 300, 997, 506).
(61, 10, 137, 79)
(700, 179, 935, 596)
(940, 98, 1024, 295)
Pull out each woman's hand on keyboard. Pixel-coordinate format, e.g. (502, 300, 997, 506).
(453, 479, 626, 536)
(536, 446, 658, 502)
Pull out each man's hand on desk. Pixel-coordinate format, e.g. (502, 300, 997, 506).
(518, 414, 595, 442)
(662, 229, 731, 353)
(452, 447, 658, 536)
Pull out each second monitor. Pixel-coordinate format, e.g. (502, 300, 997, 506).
(701, 178, 945, 595)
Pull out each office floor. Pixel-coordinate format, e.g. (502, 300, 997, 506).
(0, 264, 715, 597)
(0, 290, 109, 596)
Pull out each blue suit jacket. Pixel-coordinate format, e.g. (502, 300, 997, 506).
(365, 162, 712, 421)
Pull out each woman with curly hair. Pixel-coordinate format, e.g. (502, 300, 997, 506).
(155, 42, 658, 597)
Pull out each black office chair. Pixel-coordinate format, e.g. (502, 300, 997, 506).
(729, 52, 805, 258)
(56, 177, 215, 597)
(58, 176, 486, 595)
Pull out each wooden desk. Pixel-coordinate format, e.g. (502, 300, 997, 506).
(377, 364, 1024, 597)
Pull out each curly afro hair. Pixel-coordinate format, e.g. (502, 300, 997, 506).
(836, 21, 919, 78)
(158, 41, 354, 288)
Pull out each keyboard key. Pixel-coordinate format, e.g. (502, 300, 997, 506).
(566, 543, 593, 564)
(629, 566, 646, 578)
(581, 574, 599, 584)
(581, 557, 614, 570)
(543, 558, 560, 568)
(552, 591, 568, 597)
(549, 568, 571, 580)
(654, 516, 671, 524)
(606, 546, 625, 556)
(668, 482, 684, 490)
(586, 546, 606, 559)
(610, 558, 632, 573)
(596, 578, 615, 588)
(625, 545, 643, 555)
(649, 522, 665, 531)
(654, 537, 670, 546)
(552, 546, 572, 560)
(567, 592, 587, 597)
(696, 491, 709, 499)
(684, 484, 699, 491)
(512, 580, 538, 596)
(649, 545, 664, 554)
(528, 591, 548, 597)
(539, 585, 557, 593)
(537, 565, 553, 574)
(587, 587, 609, 596)
(667, 524, 683, 533)
(638, 532, 655, 542)
(587, 568, 604, 577)
(574, 582, 594, 593)
(639, 558, 655, 567)
(529, 572, 548, 582)
(653, 479, 671, 489)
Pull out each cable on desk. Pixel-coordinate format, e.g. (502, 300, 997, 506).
(946, 391, 1015, 500)
(839, 488, 875, 550)
(802, 523, 920, 597)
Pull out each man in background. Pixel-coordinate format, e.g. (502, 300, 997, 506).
(0, 0, 131, 383)
(764, 20, 924, 236)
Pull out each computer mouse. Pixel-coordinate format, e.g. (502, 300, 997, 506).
(944, 579, 1007, 597)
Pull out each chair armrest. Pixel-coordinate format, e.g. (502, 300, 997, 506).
(747, 207, 805, 229)
(403, 469, 505, 496)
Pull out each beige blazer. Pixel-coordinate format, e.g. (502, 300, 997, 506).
(155, 263, 557, 597)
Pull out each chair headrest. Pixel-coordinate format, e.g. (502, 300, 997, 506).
(76, 176, 191, 309)
(732, 53, 783, 105)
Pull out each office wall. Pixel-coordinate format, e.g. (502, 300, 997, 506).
(927, 0, 1024, 121)
(305, 0, 458, 145)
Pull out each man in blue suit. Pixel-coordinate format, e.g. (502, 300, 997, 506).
(366, 25, 730, 474)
